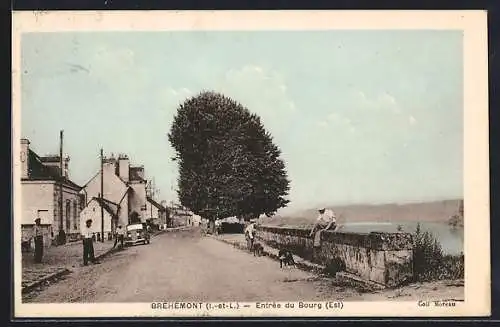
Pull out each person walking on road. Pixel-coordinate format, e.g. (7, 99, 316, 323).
(245, 220, 257, 251)
(113, 225, 125, 249)
(309, 207, 337, 248)
(82, 219, 100, 266)
(32, 218, 44, 263)
(215, 220, 222, 235)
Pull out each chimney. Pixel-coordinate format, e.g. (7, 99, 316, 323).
(103, 156, 117, 174)
(118, 154, 130, 182)
(20, 139, 30, 179)
(63, 156, 70, 178)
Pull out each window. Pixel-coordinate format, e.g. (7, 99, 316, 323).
(79, 194, 86, 210)
(66, 200, 71, 231)
(73, 201, 78, 230)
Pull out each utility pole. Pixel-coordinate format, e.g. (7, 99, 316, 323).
(59, 130, 64, 244)
(100, 148, 104, 242)
(150, 180, 153, 220)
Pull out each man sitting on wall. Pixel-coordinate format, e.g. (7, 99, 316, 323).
(309, 207, 337, 247)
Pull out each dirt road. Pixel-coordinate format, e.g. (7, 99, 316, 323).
(23, 229, 463, 303)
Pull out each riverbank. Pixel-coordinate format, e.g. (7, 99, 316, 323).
(271, 199, 462, 225)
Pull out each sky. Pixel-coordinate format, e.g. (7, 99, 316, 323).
(20, 30, 463, 215)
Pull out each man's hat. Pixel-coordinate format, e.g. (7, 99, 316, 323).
(318, 207, 325, 211)
(86, 219, 92, 223)
(34, 218, 41, 222)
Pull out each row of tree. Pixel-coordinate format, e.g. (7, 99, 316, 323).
(168, 91, 290, 229)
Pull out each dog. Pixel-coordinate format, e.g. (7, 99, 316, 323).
(252, 242, 264, 257)
(278, 248, 296, 268)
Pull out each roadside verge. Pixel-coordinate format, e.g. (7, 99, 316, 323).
(211, 233, 386, 291)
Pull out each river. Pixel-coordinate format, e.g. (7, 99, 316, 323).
(337, 221, 464, 255)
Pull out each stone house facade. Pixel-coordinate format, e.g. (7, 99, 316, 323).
(20, 139, 83, 248)
(81, 154, 148, 232)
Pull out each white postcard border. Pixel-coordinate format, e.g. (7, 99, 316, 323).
(11, 10, 490, 318)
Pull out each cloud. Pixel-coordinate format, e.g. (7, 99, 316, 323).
(72, 45, 151, 106)
(317, 111, 356, 133)
(159, 87, 194, 110)
(166, 87, 192, 97)
(379, 92, 397, 106)
(157, 65, 298, 140)
(355, 90, 401, 114)
(327, 113, 340, 121)
(217, 64, 298, 128)
(409, 115, 418, 126)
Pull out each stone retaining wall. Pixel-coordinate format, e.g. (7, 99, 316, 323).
(255, 225, 413, 288)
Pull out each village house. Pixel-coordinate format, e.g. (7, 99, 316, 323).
(20, 139, 83, 248)
(169, 204, 194, 227)
(145, 197, 169, 229)
(80, 154, 148, 237)
(187, 214, 202, 227)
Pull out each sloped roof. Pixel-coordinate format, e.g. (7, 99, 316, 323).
(24, 149, 81, 189)
(93, 197, 119, 218)
(147, 196, 167, 211)
(39, 155, 69, 163)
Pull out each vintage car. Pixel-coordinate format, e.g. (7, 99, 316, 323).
(125, 223, 150, 246)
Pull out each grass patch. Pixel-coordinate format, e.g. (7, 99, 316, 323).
(413, 223, 464, 282)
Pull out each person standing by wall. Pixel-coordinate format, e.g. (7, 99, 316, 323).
(245, 220, 257, 251)
(81, 219, 100, 266)
(32, 218, 44, 263)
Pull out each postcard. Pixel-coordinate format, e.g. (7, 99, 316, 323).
(12, 10, 490, 318)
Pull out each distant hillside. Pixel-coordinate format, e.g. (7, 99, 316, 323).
(260, 199, 463, 227)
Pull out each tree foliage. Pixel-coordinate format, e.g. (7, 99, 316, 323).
(168, 91, 290, 221)
(413, 223, 464, 281)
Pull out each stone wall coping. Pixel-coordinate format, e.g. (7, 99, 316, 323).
(256, 224, 413, 251)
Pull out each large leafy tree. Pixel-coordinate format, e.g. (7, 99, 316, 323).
(168, 91, 290, 226)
